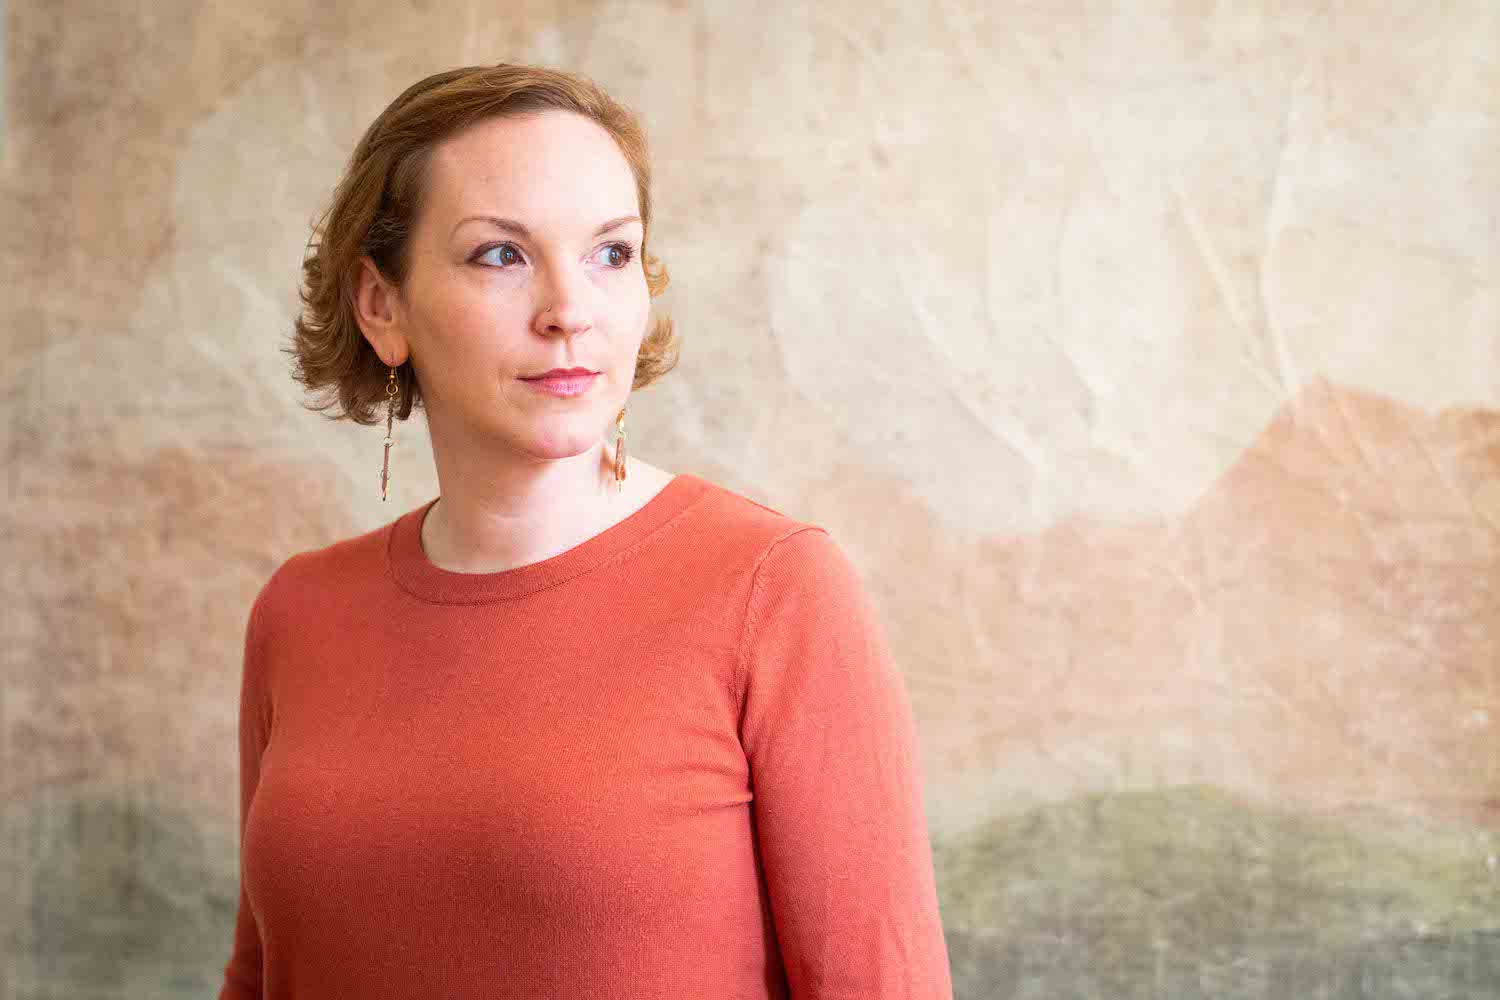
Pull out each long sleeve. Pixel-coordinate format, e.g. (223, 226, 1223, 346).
(218, 586, 272, 1000)
(735, 527, 954, 999)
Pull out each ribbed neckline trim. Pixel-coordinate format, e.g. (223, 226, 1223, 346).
(386, 473, 711, 605)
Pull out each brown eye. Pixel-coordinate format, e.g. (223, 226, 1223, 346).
(600, 242, 637, 269)
(476, 243, 523, 267)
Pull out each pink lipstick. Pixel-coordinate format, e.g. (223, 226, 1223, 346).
(521, 371, 598, 397)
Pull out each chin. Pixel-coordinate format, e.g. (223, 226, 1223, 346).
(523, 423, 609, 458)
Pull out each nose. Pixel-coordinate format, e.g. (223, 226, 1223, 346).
(532, 259, 594, 338)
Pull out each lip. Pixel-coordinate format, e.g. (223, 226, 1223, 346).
(525, 367, 598, 379)
(520, 372, 598, 397)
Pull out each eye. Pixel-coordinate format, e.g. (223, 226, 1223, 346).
(474, 242, 524, 268)
(597, 242, 638, 269)
(472, 240, 637, 270)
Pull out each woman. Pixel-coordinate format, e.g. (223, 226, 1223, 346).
(219, 62, 952, 999)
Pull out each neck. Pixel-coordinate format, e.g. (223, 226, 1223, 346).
(420, 436, 634, 575)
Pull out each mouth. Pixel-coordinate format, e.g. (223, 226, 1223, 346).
(519, 371, 599, 397)
(522, 367, 599, 379)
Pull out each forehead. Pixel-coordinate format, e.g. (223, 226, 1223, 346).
(423, 111, 638, 228)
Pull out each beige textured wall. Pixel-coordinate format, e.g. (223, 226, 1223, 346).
(5, 2, 1497, 995)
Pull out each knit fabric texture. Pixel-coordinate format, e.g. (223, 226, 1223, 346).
(218, 472, 953, 999)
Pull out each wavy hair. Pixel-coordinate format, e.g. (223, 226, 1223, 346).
(286, 63, 679, 425)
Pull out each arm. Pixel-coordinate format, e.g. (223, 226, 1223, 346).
(736, 527, 954, 999)
(218, 588, 272, 1000)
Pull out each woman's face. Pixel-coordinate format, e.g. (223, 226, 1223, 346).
(385, 110, 650, 462)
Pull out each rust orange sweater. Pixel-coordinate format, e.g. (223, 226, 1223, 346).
(218, 472, 952, 998)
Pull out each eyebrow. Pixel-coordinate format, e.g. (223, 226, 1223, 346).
(452, 214, 642, 239)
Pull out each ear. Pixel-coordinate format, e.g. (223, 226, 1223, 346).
(354, 256, 410, 367)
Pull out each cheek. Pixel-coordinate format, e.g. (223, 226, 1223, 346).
(430, 278, 496, 326)
(422, 287, 519, 355)
(623, 278, 652, 344)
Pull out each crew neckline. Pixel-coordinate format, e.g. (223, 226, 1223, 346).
(386, 472, 710, 605)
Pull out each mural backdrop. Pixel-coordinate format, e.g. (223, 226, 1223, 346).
(5, 2, 1497, 997)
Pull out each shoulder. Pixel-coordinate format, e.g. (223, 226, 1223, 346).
(681, 473, 838, 563)
(677, 474, 868, 602)
(246, 507, 401, 627)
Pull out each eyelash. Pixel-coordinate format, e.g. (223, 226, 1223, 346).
(472, 241, 638, 270)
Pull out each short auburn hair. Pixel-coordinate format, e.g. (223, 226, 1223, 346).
(286, 63, 680, 425)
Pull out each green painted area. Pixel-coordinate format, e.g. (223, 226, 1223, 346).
(933, 784, 1500, 997)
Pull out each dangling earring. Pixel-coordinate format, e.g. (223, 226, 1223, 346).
(613, 404, 628, 486)
(380, 364, 397, 501)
